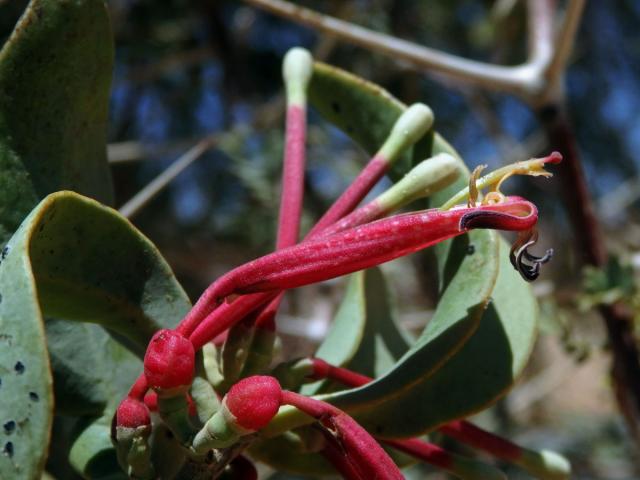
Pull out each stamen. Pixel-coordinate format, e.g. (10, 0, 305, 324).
(468, 164, 487, 207)
(509, 230, 553, 282)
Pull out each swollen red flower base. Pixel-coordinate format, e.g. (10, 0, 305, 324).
(225, 376, 282, 431)
(144, 329, 195, 391)
(116, 397, 151, 429)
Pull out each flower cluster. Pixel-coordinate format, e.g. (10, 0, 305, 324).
(112, 48, 568, 479)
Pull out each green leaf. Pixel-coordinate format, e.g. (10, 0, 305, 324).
(302, 267, 412, 397)
(0, 191, 191, 480)
(0, 0, 114, 247)
(308, 61, 432, 182)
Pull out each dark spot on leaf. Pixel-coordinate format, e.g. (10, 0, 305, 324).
(331, 101, 341, 114)
(14, 362, 24, 374)
(38, 223, 45, 233)
(466, 244, 475, 255)
(1, 246, 9, 261)
(29, 392, 39, 402)
(0, 293, 2, 304)
(3, 442, 13, 458)
(3, 421, 15, 434)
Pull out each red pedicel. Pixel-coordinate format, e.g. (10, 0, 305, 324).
(144, 329, 195, 391)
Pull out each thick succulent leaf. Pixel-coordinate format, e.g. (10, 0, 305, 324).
(69, 415, 128, 480)
(264, 62, 536, 438)
(303, 267, 412, 397)
(0, 191, 191, 480)
(344, 267, 414, 377)
(0, 0, 114, 247)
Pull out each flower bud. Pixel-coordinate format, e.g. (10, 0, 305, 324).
(116, 397, 151, 429)
(144, 329, 195, 394)
(192, 376, 282, 453)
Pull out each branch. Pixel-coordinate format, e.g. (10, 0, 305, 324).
(118, 136, 217, 219)
(242, 0, 541, 98)
(545, 0, 587, 91)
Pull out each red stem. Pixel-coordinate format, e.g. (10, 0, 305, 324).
(383, 438, 453, 470)
(320, 436, 363, 480)
(281, 390, 403, 480)
(439, 421, 521, 461)
(310, 358, 523, 463)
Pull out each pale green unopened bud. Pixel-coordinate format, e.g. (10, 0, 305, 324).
(282, 47, 314, 105)
(376, 153, 460, 212)
(518, 449, 571, 480)
(379, 103, 434, 162)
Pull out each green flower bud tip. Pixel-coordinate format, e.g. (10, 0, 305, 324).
(380, 103, 434, 160)
(144, 329, 195, 394)
(376, 153, 460, 211)
(519, 449, 571, 480)
(282, 47, 314, 104)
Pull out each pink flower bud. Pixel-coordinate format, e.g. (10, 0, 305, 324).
(225, 376, 282, 431)
(144, 329, 195, 392)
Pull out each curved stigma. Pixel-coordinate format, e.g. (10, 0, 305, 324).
(509, 230, 553, 282)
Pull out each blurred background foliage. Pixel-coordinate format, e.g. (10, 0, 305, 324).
(2, 0, 640, 478)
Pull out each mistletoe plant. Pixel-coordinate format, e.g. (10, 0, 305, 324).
(0, 1, 570, 479)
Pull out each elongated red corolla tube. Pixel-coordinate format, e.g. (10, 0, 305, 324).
(277, 47, 313, 249)
(281, 390, 403, 480)
(190, 154, 460, 350)
(195, 197, 538, 304)
(192, 375, 282, 453)
(176, 103, 434, 339)
(308, 103, 434, 236)
(440, 421, 570, 480)
(320, 153, 460, 237)
(236, 153, 460, 379)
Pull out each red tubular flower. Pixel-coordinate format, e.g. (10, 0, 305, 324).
(195, 196, 537, 304)
(144, 329, 195, 394)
